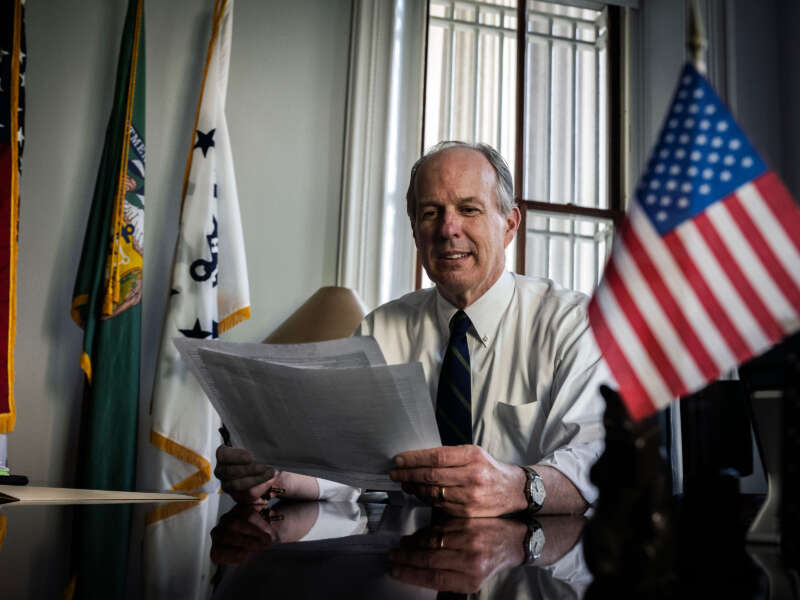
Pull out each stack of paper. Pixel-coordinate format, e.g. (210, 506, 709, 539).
(174, 337, 441, 489)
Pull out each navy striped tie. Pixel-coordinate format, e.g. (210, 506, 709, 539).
(436, 310, 472, 445)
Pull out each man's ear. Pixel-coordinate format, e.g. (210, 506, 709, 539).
(504, 206, 521, 247)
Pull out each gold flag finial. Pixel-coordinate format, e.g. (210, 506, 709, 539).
(688, 0, 707, 75)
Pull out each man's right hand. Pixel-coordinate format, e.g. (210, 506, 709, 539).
(215, 446, 276, 504)
(214, 445, 320, 504)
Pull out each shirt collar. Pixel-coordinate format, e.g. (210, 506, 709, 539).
(435, 270, 515, 347)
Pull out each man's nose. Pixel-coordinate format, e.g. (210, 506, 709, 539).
(437, 211, 462, 238)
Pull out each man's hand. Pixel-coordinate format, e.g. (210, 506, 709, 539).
(389, 445, 527, 517)
(214, 445, 320, 504)
(389, 518, 527, 593)
(215, 446, 277, 505)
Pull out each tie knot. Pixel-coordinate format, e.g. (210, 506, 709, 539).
(449, 310, 471, 337)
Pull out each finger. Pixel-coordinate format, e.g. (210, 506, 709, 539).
(216, 446, 255, 464)
(221, 474, 276, 494)
(398, 485, 474, 516)
(393, 445, 478, 469)
(230, 482, 270, 509)
(390, 566, 476, 593)
(390, 465, 474, 486)
(397, 482, 473, 504)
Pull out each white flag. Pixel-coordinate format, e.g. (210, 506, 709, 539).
(147, 0, 249, 495)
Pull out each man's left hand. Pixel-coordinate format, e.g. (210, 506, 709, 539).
(389, 445, 527, 517)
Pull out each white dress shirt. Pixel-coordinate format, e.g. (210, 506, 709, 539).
(355, 270, 609, 503)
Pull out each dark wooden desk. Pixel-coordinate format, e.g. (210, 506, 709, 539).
(0, 492, 795, 599)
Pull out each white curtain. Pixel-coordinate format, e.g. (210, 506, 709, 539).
(336, 0, 427, 312)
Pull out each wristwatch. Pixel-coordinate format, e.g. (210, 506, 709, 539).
(520, 465, 545, 512)
(523, 518, 546, 563)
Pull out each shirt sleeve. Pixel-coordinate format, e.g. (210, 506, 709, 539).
(316, 477, 362, 503)
(535, 311, 611, 505)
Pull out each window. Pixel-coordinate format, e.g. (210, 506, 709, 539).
(420, 0, 624, 294)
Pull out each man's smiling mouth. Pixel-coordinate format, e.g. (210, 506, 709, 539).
(439, 251, 472, 260)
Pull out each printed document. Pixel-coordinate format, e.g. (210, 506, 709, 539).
(174, 337, 441, 489)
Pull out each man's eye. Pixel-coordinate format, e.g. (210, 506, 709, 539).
(462, 207, 479, 214)
(421, 209, 437, 218)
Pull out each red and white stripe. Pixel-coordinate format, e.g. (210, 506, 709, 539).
(589, 171, 800, 419)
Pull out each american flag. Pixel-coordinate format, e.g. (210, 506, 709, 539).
(589, 62, 800, 420)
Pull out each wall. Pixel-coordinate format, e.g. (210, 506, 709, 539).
(10, 0, 352, 487)
(778, 0, 800, 198)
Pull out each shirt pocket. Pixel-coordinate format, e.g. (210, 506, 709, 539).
(487, 401, 540, 465)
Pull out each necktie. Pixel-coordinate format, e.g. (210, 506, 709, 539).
(436, 310, 472, 445)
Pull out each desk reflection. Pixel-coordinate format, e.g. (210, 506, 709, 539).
(209, 501, 590, 599)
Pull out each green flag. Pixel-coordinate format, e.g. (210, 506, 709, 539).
(71, 0, 145, 494)
(67, 2, 144, 597)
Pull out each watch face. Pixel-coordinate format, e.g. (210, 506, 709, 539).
(530, 527, 546, 558)
(531, 476, 546, 506)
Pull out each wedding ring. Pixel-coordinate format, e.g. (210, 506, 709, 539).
(438, 486, 446, 502)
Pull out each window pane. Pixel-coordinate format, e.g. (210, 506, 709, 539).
(484, 0, 518, 7)
(430, 0, 451, 19)
(528, 15, 549, 35)
(504, 11, 517, 29)
(525, 209, 613, 293)
(552, 18, 572, 39)
(576, 22, 596, 43)
(454, 2, 477, 22)
(452, 27, 478, 140)
(500, 33, 516, 168)
(549, 40, 574, 204)
(523, 4, 609, 213)
(424, 24, 452, 150)
(523, 37, 548, 201)
(477, 31, 501, 148)
(598, 44, 608, 209)
(479, 7, 503, 26)
(529, 0, 602, 22)
(575, 44, 597, 207)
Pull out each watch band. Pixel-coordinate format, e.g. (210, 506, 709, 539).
(520, 465, 545, 512)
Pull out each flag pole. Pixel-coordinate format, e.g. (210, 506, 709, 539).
(687, 0, 707, 75)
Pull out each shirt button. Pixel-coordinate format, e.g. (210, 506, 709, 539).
(482, 336, 488, 342)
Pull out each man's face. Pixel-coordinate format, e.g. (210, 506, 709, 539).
(412, 148, 520, 308)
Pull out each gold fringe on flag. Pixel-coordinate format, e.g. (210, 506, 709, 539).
(102, 0, 143, 317)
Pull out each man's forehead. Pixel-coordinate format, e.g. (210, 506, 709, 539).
(415, 147, 496, 195)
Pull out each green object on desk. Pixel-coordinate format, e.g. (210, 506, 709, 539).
(0, 467, 9, 476)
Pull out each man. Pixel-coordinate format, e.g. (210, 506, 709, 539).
(217, 142, 607, 516)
